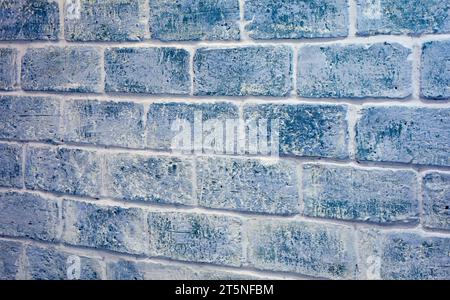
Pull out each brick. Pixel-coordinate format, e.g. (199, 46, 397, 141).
(105, 47, 190, 95)
(421, 41, 450, 100)
(0, 0, 59, 40)
(0, 191, 59, 242)
(194, 46, 292, 96)
(244, 0, 348, 39)
(422, 172, 450, 231)
(65, 0, 146, 41)
(149, 0, 240, 41)
(63, 200, 147, 255)
(21, 47, 101, 93)
(63, 100, 145, 148)
(298, 43, 412, 98)
(0, 48, 18, 90)
(0, 143, 22, 188)
(0, 96, 60, 142)
(0, 240, 22, 280)
(302, 164, 418, 224)
(244, 104, 349, 159)
(104, 153, 194, 205)
(148, 211, 243, 266)
(247, 219, 357, 279)
(197, 157, 299, 215)
(356, 106, 450, 167)
(357, 0, 450, 36)
(24, 245, 103, 280)
(146, 102, 239, 151)
(25, 146, 102, 198)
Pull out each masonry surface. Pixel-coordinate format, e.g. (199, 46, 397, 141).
(0, 0, 449, 280)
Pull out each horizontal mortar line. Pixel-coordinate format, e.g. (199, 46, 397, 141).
(0, 235, 309, 280)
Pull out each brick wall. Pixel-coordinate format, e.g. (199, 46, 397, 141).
(0, 0, 449, 280)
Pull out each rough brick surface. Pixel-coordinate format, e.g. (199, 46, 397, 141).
(149, 0, 240, 41)
(148, 212, 243, 266)
(0, 48, 18, 90)
(357, 0, 450, 36)
(194, 46, 292, 96)
(0, 192, 59, 242)
(244, 0, 348, 39)
(21, 47, 102, 93)
(0, 240, 22, 280)
(302, 164, 419, 224)
(298, 43, 412, 98)
(421, 41, 450, 100)
(105, 47, 190, 95)
(356, 107, 450, 167)
(0, 143, 23, 188)
(422, 172, 450, 231)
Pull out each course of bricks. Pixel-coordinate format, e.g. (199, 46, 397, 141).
(0, 0, 449, 280)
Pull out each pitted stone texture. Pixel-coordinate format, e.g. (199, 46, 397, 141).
(0, 240, 22, 280)
(0, 48, 18, 90)
(421, 41, 450, 100)
(422, 172, 450, 231)
(0, 143, 23, 188)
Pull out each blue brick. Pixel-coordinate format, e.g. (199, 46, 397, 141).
(63, 200, 147, 255)
(104, 153, 194, 205)
(25, 146, 102, 198)
(244, 104, 349, 159)
(0, 0, 59, 40)
(63, 100, 145, 148)
(149, 0, 240, 41)
(298, 43, 412, 98)
(197, 157, 299, 215)
(21, 47, 102, 93)
(0, 48, 18, 90)
(0, 96, 60, 142)
(146, 102, 239, 151)
(194, 46, 292, 96)
(25, 245, 103, 280)
(244, 0, 348, 39)
(357, 0, 450, 36)
(247, 219, 357, 279)
(148, 211, 243, 266)
(105, 47, 190, 95)
(422, 172, 450, 231)
(302, 164, 419, 224)
(421, 41, 450, 100)
(0, 143, 22, 188)
(0, 240, 22, 280)
(0, 191, 59, 242)
(65, 0, 147, 41)
(356, 107, 450, 167)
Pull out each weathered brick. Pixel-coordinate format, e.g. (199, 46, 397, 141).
(25, 146, 102, 198)
(0, 191, 60, 242)
(356, 107, 450, 167)
(63, 100, 145, 148)
(247, 219, 357, 279)
(24, 245, 103, 280)
(197, 157, 299, 215)
(244, 104, 349, 159)
(421, 41, 450, 100)
(65, 0, 146, 41)
(105, 47, 190, 95)
(302, 164, 418, 224)
(148, 211, 243, 266)
(422, 172, 450, 231)
(104, 153, 194, 205)
(194, 46, 292, 96)
(63, 200, 147, 255)
(0, 96, 60, 142)
(21, 47, 101, 93)
(244, 0, 348, 39)
(146, 102, 239, 151)
(0, 143, 22, 188)
(357, 0, 450, 36)
(0, 240, 22, 280)
(298, 43, 412, 98)
(0, 0, 59, 40)
(0, 48, 18, 90)
(149, 0, 240, 41)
